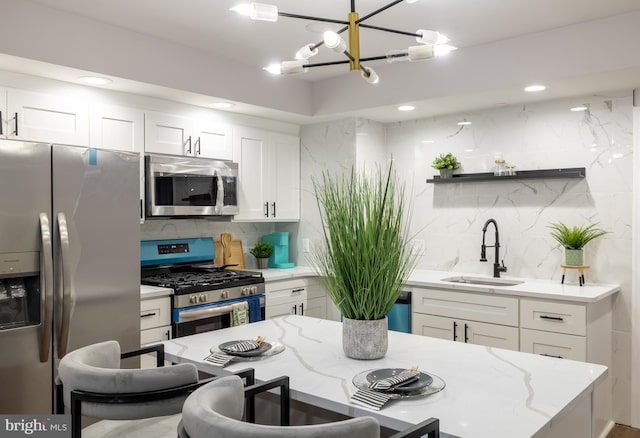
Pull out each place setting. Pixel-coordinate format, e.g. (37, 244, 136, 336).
(350, 366, 445, 410)
(203, 336, 285, 367)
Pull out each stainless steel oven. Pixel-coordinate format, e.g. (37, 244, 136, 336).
(140, 238, 266, 338)
(173, 295, 265, 338)
(145, 153, 239, 218)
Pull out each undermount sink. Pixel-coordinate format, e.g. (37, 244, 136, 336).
(441, 276, 524, 287)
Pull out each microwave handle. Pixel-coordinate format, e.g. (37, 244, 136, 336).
(216, 171, 224, 214)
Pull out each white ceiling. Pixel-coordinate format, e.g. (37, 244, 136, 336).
(4, 0, 640, 123)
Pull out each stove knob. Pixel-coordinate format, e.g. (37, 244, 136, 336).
(199, 294, 206, 303)
(220, 291, 228, 300)
(241, 287, 249, 296)
(189, 296, 197, 304)
(250, 286, 258, 295)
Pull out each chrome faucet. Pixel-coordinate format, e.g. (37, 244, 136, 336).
(480, 219, 507, 278)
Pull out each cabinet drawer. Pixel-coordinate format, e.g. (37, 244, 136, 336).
(140, 325, 172, 346)
(520, 299, 586, 336)
(266, 285, 308, 306)
(140, 297, 171, 330)
(520, 328, 586, 361)
(412, 288, 518, 326)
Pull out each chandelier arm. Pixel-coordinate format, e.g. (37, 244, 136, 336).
(305, 60, 352, 68)
(359, 24, 421, 38)
(359, 53, 406, 62)
(356, 0, 404, 24)
(278, 11, 348, 25)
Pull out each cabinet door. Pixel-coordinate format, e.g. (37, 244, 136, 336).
(266, 301, 304, 319)
(412, 313, 457, 341)
(145, 111, 193, 156)
(195, 120, 232, 160)
(520, 328, 586, 361)
(269, 133, 300, 221)
(305, 297, 327, 319)
(7, 88, 88, 145)
(233, 127, 268, 220)
(464, 320, 519, 350)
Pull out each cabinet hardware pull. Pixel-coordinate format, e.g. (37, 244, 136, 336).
(0, 110, 3, 135)
(453, 321, 457, 341)
(264, 202, 269, 217)
(195, 137, 201, 155)
(539, 315, 564, 321)
(292, 288, 305, 293)
(300, 303, 304, 315)
(464, 323, 469, 343)
(272, 202, 276, 217)
(292, 305, 297, 315)
(185, 136, 192, 154)
(165, 330, 170, 340)
(540, 353, 563, 359)
(13, 112, 18, 136)
(141, 312, 157, 318)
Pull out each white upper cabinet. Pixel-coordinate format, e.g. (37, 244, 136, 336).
(233, 126, 300, 222)
(145, 111, 232, 160)
(4, 88, 89, 145)
(89, 103, 144, 153)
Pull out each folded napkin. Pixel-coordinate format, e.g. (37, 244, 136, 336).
(222, 340, 261, 353)
(369, 370, 420, 391)
(203, 352, 233, 367)
(350, 389, 393, 411)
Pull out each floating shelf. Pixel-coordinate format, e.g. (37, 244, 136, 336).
(426, 167, 586, 184)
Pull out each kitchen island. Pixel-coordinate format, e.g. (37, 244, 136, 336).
(161, 315, 607, 438)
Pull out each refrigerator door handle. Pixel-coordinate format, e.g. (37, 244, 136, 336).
(38, 213, 54, 363)
(56, 212, 75, 359)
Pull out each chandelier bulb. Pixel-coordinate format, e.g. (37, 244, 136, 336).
(361, 67, 379, 84)
(323, 31, 347, 53)
(230, 2, 278, 22)
(433, 44, 457, 57)
(280, 60, 308, 75)
(416, 29, 450, 45)
(295, 44, 319, 60)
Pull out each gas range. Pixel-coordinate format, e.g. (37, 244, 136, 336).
(140, 238, 265, 309)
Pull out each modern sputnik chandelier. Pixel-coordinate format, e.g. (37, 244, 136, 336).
(231, 1, 457, 84)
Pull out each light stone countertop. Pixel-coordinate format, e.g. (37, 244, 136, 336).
(140, 284, 173, 299)
(141, 267, 619, 303)
(161, 315, 608, 438)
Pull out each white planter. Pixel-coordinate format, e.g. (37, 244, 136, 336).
(342, 316, 388, 360)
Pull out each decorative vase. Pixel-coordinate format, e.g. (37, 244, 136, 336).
(439, 168, 454, 179)
(342, 316, 388, 360)
(256, 257, 269, 269)
(565, 249, 584, 266)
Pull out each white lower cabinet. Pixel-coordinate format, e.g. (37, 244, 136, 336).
(520, 328, 586, 361)
(140, 295, 172, 368)
(265, 277, 329, 320)
(413, 313, 519, 350)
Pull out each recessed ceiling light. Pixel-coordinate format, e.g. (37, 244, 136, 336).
(210, 102, 235, 109)
(398, 105, 415, 111)
(524, 84, 546, 92)
(79, 76, 112, 85)
(422, 140, 434, 144)
(570, 105, 588, 112)
(457, 121, 472, 126)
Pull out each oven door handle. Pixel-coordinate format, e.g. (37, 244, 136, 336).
(178, 304, 235, 322)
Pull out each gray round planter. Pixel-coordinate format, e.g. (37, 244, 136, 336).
(342, 316, 388, 360)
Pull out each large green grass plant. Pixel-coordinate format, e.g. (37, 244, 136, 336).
(311, 163, 417, 321)
(548, 221, 608, 249)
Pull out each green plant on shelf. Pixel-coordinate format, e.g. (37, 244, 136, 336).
(548, 221, 608, 249)
(431, 153, 461, 170)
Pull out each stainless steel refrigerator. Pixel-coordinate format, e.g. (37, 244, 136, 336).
(0, 140, 140, 414)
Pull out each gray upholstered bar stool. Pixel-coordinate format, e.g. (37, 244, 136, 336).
(178, 375, 439, 438)
(56, 340, 255, 438)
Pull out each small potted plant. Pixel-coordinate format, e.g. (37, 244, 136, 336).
(249, 240, 274, 269)
(548, 221, 608, 266)
(431, 153, 461, 178)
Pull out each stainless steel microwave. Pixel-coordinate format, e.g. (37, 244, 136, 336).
(145, 154, 239, 218)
